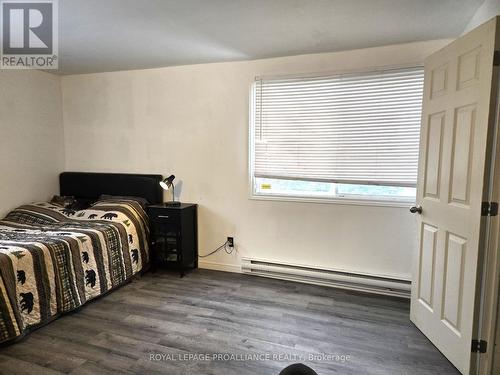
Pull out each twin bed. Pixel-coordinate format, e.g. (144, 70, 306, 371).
(0, 172, 163, 344)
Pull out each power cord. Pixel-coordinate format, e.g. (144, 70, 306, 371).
(198, 240, 235, 258)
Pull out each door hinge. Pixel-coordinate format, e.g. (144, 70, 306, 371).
(481, 202, 498, 216)
(471, 339, 488, 353)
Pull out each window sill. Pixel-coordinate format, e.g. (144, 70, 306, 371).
(250, 193, 415, 208)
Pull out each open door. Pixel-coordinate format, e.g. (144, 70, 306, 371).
(410, 17, 500, 374)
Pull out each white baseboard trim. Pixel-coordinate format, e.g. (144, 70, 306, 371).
(198, 260, 242, 273)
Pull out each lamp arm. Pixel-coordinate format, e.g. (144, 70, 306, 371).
(172, 184, 175, 203)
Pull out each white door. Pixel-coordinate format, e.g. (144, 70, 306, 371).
(410, 17, 500, 374)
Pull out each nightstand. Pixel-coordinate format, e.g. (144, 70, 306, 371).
(147, 203, 198, 277)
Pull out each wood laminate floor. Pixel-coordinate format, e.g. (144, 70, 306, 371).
(0, 269, 459, 375)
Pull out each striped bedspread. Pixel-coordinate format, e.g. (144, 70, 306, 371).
(0, 199, 149, 344)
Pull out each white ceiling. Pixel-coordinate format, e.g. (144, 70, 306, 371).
(58, 0, 484, 75)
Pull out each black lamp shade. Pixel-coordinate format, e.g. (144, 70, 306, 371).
(160, 175, 175, 190)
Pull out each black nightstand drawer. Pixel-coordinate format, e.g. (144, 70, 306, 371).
(148, 208, 179, 223)
(147, 203, 198, 277)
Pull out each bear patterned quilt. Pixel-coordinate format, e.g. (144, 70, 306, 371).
(0, 199, 149, 343)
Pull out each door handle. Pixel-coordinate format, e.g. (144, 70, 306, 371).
(410, 205, 423, 214)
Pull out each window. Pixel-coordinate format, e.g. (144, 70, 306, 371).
(250, 67, 424, 204)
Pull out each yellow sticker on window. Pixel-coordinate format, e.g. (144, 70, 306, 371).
(260, 183, 272, 190)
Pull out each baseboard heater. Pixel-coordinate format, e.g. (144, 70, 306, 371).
(241, 258, 411, 298)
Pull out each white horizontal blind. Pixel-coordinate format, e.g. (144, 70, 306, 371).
(253, 67, 424, 187)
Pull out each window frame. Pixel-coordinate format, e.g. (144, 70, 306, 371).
(248, 64, 422, 208)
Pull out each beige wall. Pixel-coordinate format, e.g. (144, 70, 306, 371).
(0, 70, 64, 217)
(61, 39, 450, 279)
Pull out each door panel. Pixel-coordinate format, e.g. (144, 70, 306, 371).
(418, 223, 437, 310)
(442, 232, 466, 333)
(430, 63, 449, 98)
(450, 105, 475, 205)
(424, 113, 445, 198)
(411, 17, 499, 374)
(457, 47, 481, 90)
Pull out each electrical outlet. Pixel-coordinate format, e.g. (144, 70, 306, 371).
(227, 237, 234, 247)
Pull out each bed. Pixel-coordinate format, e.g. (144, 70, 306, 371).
(0, 172, 163, 344)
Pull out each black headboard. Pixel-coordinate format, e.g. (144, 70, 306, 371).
(60, 172, 164, 205)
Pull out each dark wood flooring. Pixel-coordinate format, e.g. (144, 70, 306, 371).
(0, 269, 459, 375)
